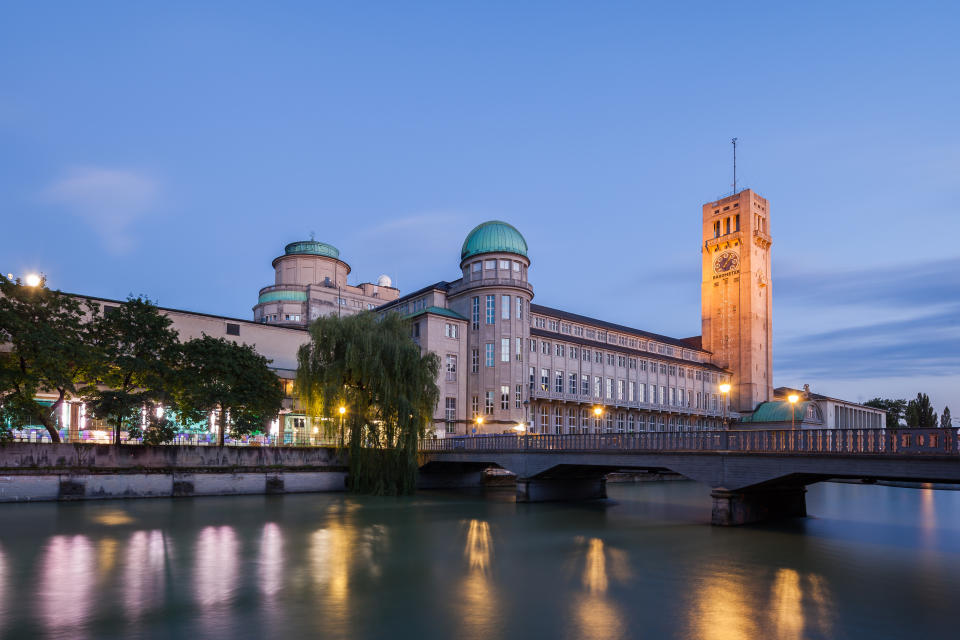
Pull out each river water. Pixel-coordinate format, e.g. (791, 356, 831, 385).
(1, 481, 959, 640)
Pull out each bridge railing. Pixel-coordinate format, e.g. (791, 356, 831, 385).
(419, 428, 959, 456)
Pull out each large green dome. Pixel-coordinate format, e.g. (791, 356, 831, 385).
(460, 221, 528, 261)
(284, 240, 340, 259)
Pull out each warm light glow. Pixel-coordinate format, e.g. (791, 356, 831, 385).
(24, 273, 42, 287)
(788, 394, 800, 404)
(312, 427, 319, 434)
(593, 406, 603, 416)
(719, 383, 731, 394)
(513, 424, 526, 432)
(476, 416, 484, 425)
(338, 406, 346, 415)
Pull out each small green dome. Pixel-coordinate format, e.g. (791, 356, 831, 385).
(460, 221, 528, 261)
(284, 240, 340, 259)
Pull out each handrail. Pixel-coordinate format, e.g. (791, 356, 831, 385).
(418, 428, 960, 457)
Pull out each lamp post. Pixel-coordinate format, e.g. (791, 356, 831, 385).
(788, 394, 799, 430)
(593, 406, 603, 435)
(474, 415, 483, 435)
(719, 383, 731, 429)
(338, 405, 346, 441)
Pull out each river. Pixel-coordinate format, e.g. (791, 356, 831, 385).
(0, 481, 958, 640)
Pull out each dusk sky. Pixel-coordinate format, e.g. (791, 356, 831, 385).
(2, 1, 957, 414)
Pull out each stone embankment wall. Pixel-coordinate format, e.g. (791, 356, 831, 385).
(0, 443, 347, 502)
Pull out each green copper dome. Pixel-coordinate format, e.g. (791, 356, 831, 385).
(284, 240, 340, 259)
(460, 221, 528, 261)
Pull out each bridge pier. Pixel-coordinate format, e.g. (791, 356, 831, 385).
(710, 487, 807, 526)
(516, 476, 607, 503)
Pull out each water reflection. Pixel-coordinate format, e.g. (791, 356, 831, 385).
(770, 568, 803, 640)
(259, 523, 284, 599)
(0, 545, 6, 636)
(459, 519, 499, 640)
(98, 537, 118, 578)
(124, 530, 167, 619)
(570, 538, 626, 640)
(194, 526, 239, 607)
(93, 509, 134, 526)
(38, 535, 96, 638)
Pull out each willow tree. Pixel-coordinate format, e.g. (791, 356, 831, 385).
(296, 312, 439, 495)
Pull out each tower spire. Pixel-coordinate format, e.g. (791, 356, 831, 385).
(731, 137, 738, 195)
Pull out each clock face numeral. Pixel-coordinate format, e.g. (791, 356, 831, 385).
(713, 250, 740, 274)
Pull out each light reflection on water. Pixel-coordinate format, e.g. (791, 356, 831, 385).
(1, 482, 959, 639)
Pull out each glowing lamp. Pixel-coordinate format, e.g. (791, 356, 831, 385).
(24, 273, 42, 287)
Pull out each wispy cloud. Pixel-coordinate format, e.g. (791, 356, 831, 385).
(42, 167, 159, 253)
(775, 258, 960, 381)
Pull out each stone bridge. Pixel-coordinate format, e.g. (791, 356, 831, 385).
(417, 429, 960, 525)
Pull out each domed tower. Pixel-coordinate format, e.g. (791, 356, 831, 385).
(448, 221, 534, 433)
(254, 239, 399, 327)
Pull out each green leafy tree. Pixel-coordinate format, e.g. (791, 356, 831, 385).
(84, 296, 181, 445)
(174, 335, 283, 446)
(296, 312, 440, 495)
(941, 406, 952, 429)
(865, 397, 907, 429)
(906, 393, 938, 429)
(0, 275, 99, 442)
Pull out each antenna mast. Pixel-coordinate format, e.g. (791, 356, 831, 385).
(731, 137, 738, 195)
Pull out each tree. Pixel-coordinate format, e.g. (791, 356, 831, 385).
(0, 275, 99, 442)
(941, 406, 952, 430)
(174, 335, 283, 446)
(84, 296, 181, 445)
(865, 397, 907, 429)
(296, 312, 439, 495)
(906, 393, 938, 429)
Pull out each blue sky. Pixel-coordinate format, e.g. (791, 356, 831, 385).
(1, 1, 957, 415)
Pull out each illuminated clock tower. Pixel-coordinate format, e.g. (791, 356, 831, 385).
(701, 189, 773, 413)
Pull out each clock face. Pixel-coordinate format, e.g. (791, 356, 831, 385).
(713, 250, 740, 274)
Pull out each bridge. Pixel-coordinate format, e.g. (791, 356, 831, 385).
(417, 428, 960, 525)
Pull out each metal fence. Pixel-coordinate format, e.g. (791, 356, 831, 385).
(419, 428, 960, 456)
(6, 429, 340, 448)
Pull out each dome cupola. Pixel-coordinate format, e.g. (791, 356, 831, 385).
(284, 240, 340, 259)
(460, 221, 528, 261)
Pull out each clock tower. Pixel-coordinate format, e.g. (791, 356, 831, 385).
(701, 189, 773, 413)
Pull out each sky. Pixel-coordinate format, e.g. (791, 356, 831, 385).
(1, 1, 958, 416)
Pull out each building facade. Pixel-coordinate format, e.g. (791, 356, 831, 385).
(253, 239, 399, 327)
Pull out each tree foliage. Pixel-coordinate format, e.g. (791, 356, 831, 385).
(174, 335, 283, 445)
(941, 406, 952, 430)
(906, 393, 938, 429)
(84, 296, 181, 445)
(0, 275, 99, 442)
(296, 312, 439, 495)
(865, 397, 907, 429)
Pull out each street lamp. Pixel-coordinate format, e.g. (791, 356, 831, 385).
(474, 415, 483, 435)
(338, 405, 346, 437)
(719, 383, 731, 428)
(788, 394, 800, 430)
(24, 273, 42, 287)
(593, 406, 603, 435)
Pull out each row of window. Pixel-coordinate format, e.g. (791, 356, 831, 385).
(531, 315, 702, 362)
(531, 406, 723, 434)
(528, 339, 719, 382)
(471, 295, 524, 329)
(468, 259, 524, 276)
(528, 368, 722, 409)
(465, 386, 525, 417)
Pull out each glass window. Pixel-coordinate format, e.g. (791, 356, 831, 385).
(540, 368, 549, 390)
(581, 374, 589, 396)
(484, 260, 496, 270)
(445, 355, 457, 381)
(617, 379, 624, 401)
(629, 381, 635, 402)
(485, 295, 495, 324)
(471, 348, 479, 373)
(484, 391, 494, 415)
(471, 297, 479, 330)
(485, 343, 494, 367)
(594, 376, 602, 398)
(569, 372, 577, 394)
(515, 384, 522, 408)
(499, 260, 510, 270)
(471, 262, 481, 272)
(501, 295, 510, 320)
(501, 338, 510, 362)
(517, 297, 523, 319)
(605, 378, 613, 399)
(501, 385, 510, 410)
(513, 261, 521, 272)
(445, 397, 456, 422)
(516, 337, 522, 361)
(555, 370, 563, 394)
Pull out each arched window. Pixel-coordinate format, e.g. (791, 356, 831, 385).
(617, 412, 625, 433)
(539, 406, 548, 433)
(627, 414, 635, 432)
(567, 408, 576, 431)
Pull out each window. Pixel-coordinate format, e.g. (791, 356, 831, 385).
(226, 323, 240, 336)
(444, 323, 459, 339)
(515, 384, 522, 408)
(568, 408, 577, 430)
(617, 379, 625, 401)
(570, 347, 578, 359)
(535, 317, 546, 328)
(617, 355, 626, 367)
(605, 378, 613, 399)
(617, 413, 625, 433)
(501, 338, 510, 362)
(541, 341, 549, 355)
(555, 344, 564, 357)
(548, 319, 560, 331)
(516, 337, 522, 361)
(670, 387, 677, 406)
(627, 414, 635, 432)
(660, 386, 667, 405)
(628, 381, 635, 402)
(569, 372, 577, 394)
(594, 376, 602, 398)
(499, 259, 510, 270)
(445, 397, 456, 422)
(472, 396, 479, 417)
(471, 297, 479, 330)
(555, 370, 563, 394)
(485, 295, 495, 324)
(501, 295, 510, 320)
(595, 351, 602, 364)
(501, 385, 510, 410)
(639, 383, 646, 403)
(471, 348, 479, 373)
(539, 406, 549, 432)
(713, 220, 720, 238)
(529, 366, 535, 391)
(516, 297, 523, 319)
(541, 368, 549, 391)
(485, 343, 494, 367)
(471, 261, 481, 273)
(554, 407, 563, 434)
(485, 391, 494, 415)
(513, 261, 521, 272)
(581, 374, 589, 396)
(582, 349, 590, 361)
(607, 354, 615, 366)
(412, 322, 420, 338)
(735, 214, 740, 231)
(484, 259, 496, 270)
(446, 355, 457, 381)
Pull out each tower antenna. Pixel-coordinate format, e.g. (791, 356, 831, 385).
(731, 137, 738, 195)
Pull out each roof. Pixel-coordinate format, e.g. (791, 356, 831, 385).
(774, 387, 886, 412)
(461, 221, 528, 261)
(739, 400, 811, 423)
(378, 281, 451, 310)
(284, 240, 340, 259)
(530, 303, 710, 353)
(404, 306, 468, 322)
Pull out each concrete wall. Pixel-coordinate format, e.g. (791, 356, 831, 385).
(0, 443, 347, 503)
